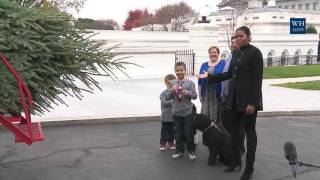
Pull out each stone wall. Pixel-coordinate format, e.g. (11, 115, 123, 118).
(89, 29, 319, 79)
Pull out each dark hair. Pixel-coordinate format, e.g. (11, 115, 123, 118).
(208, 45, 220, 54)
(231, 35, 237, 40)
(164, 74, 176, 82)
(175, 62, 186, 70)
(236, 26, 251, 37)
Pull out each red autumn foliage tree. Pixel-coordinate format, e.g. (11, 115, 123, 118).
(123, 9, 143, 30)
(123, 9, 154, 30)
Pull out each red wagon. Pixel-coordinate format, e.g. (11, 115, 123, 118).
(0, 52, 43, 145)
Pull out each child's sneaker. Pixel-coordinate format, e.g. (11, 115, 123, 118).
(160, 144, 167, 151)
(188, 152, 196, 160)
(168, 143, 176, 150)
(172, 152, 184, 159)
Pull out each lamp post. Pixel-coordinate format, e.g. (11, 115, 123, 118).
(198, 5, 211, 23)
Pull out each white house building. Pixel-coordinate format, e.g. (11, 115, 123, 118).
(276, 0, 320, 11)
(89, 0, 319, 79)
(218, 0, 320, 11)
(189, 0, 320, 71)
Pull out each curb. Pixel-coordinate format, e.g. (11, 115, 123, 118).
(258, 110, 320, 117)
(40, 116, 160, 128)
(38, 110, 320, 128)
(2, 111, 320, 130)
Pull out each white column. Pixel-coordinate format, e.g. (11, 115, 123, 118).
(188, 23, 220, 74)
(248, 0, 263, 9)
(267, 0, 276, 7)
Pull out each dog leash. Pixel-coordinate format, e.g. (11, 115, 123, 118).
(203, 121, 222, 134)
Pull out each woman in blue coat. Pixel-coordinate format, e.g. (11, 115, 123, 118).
(198, 46, 226, 131)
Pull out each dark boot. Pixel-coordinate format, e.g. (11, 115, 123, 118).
(224, 160, 241, 172)
(224, 149, 241, 172)
(225, 129, 242, 172)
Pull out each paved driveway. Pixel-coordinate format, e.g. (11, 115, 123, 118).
(1, 116, 320, 180)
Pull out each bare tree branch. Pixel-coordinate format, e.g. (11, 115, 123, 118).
(154, 2, 195, 32)
(220, 8, 244, 50)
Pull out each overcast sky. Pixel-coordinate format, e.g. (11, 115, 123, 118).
(74, 0, 220, 25)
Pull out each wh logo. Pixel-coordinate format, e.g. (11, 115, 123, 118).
(291, 20, 305, 26)
(290, 18, 306, 34)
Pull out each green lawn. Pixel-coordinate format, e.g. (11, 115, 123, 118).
(273, 80, 320, 90)
(263, 64, 320, 79)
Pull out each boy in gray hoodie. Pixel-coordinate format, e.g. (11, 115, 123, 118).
(159, 74, 176, 151)
(166, 62, 198, 160)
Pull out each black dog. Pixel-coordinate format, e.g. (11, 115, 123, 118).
(192, 113, 231, 166)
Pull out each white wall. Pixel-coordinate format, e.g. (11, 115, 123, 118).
(94, 53, 176, 80)
(90, 30, 189, 53)
(189, 23, 319, 73)
(88, 30, 189, 80)
(251, 34, 318, 57)
(89, 29, 319, 79)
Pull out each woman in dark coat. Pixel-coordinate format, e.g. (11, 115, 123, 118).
(199, 26, 263, 180)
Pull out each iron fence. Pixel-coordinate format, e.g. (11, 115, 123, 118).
(175, 50, 195, 75)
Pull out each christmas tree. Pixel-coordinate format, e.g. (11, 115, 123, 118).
(0, 1, 130, 115)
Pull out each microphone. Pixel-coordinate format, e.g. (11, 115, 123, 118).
(284, 142, 297, 163)
(283, 142, 298, 177)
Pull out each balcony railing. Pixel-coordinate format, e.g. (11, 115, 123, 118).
(265, 55, 320, 67)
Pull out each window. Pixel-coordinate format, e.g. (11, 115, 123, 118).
(291, 4, 296, 9)
(267, 50, 275, 67)
(298, 4, 303, 10)
(272, 16, 277, 19)
(284, 5, 289, 9)
(262, 0, 268, 7)
(226, 18, 232, 21)
(294, 50, 301, 65)
(313, 2, 318, 10)
(281, 50, 289, 66)
(253, 16, 259, 20)
(216, 19, 222, 21)
(305, 3, 310, 10)
(220, 52, 229, 60)
(306, 49, 313, 65)
(280, 16, 285, 19)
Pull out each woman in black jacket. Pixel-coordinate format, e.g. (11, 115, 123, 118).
(199, 26, 263, 180)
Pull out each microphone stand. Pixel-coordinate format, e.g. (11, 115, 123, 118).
(288, 161, 320, 178)
(298, 161, 320, 168)
(290, 163, 297, 178)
